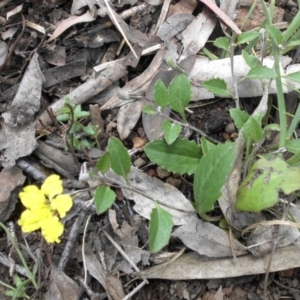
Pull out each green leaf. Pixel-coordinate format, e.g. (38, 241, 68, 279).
(73, 105, 82, 120)
(154, 79, 169, 108)
(237, 31, 260, 45)
(143, 105, 157, 115)
(213, 37, 230, 50)
(202, 78, 231, 97)
(80, 139, 93, 148)
(286, 40, 300, 47)
(149, 203, 173, 253)
(108, 137, 131, 183)
(76, 110, 90, 119)
(266, 24, 283, 46)
(194, 142, 237, 214)
(242, 50, 259, 68)
(200, 136, 216, 155)
(162, 119, 182, 145)
(83, 126, 96, 135)
(56, 114, 70, 122)
(97, 152, 111, 173)
(69, 123, 82, 134)
(283, 71, 300, 83)
(263, 123, 280, 136)
(286, 139, 300, 154)
(230, 108, 249, 130)
(246, 65, 277, 79)
(242, 115, 263, 143)
(144, 138, 203, 175)
(235, 157, 300, 212)
(94, 185, 116, 214)
(168, 74, 191, 122)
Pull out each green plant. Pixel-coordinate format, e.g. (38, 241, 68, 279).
(57, 97, 99, 150)
(0, 222, 39, 298)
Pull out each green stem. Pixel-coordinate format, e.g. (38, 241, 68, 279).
(287, 102, 300, 139)
(199, 212, 222, 222)
(0, 222, 38, 289)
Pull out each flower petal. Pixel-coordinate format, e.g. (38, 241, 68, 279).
(41, 175, 63, 200)
(19, 186, 46, 209)
(18, 207, 52, 232)
(50, 194, 73, 218)
(41, 216, 64, 243)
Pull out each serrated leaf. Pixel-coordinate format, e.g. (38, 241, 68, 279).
(97, 152, 111, 173)
(283, 71, 300, 83)
(149, 203, 173, 253)
(213, 37, 230, 50)
(154, 79, 169, 108)
(237, 31, 260, 45)
(246, 65, 277, 79)
(194, 142, 237, 214)
(242, 50, 259, 68)
(200, 136, 216, 155)
(230, 108, 249, 130)
(94, 185, 116, 214)
(143, 105, 157, 115)
(162, 119, 182, 145)
(108, 137, 131, 183)
(202, 78, 231, 97)
(237, 31, 259, 45)
(242, 115, 263, 143)
(266, 24, 283, 45)
(144, 138, 202, 175)
(168, 74, 191, 122)
(235, 157, 300, 212)
(56, 114, 70, 122)
(83, 125, 96, 135)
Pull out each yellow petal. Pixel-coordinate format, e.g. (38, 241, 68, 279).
(18, 207, 52, 232)
(19, 186, 46, 209)
(50, 194, 73, 218)
(41, 175, 63, 200)
(41, 216, 64, 243)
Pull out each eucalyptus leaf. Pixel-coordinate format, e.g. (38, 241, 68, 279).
(149, 203, 173, 253)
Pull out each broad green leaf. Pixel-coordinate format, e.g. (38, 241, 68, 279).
(237, 31, 260, 45)
(80, 139, 93, 148)
(283, 71, 300, 83)
(143, 105, 157, 115)
(263, 123, 280, 136)
(286, 40, 300, 47)
(266, 24, 283, 46)
(242, 50, 259, 68)
(154, 79, 169, 108)
(162, 119, 182, 145)
(74, 105, 82, 120)
(235, 157, 300, 212)
(194, 142, 237, 214)
(94, 185, 116, 214)
(286, 139, 300, 154)
(149, 204, 173, 253)
(246, 65, 277, 79)
(108, 137, 131, 183)
(144, 138, 202, 175)
(83, 125, 96, 135)
(56, 114, 70, 122)
(230, 108, 249, 130)
(168, 74, 191, 122)
(213, 37, 230, 50)
(242, 115, 263, 143)
(200, 136, 216, 155)
(202, 78, 231, 97)
(97, 152, 111, 173)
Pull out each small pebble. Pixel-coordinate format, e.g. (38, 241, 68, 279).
(231, 132, 239, 139)
(133, 136, 146, 149)
(225, 122, 236, 134)
(166, 176, 182, 188)
(134, 157, 146, 168)
(223, 132, 231, 140)
(156, 166, 171, 179)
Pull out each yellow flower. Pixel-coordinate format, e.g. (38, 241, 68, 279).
(41, 215, 64, 243)
(18, 175, 73, 243)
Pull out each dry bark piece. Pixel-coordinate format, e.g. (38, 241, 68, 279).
(0, 166, 25, 222)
